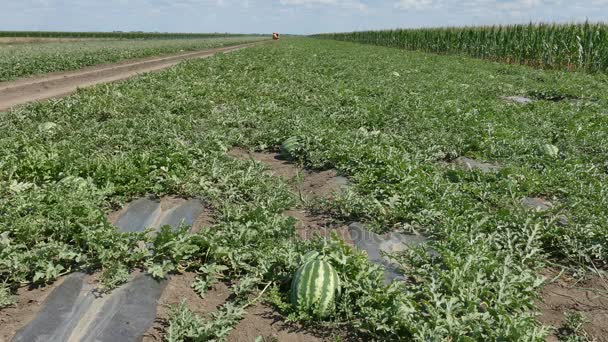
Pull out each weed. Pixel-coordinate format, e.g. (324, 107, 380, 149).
(557, 311, 590, 342)
(0, 283, 14, 309)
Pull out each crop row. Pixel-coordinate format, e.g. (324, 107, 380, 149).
(0, 31, 253, 39)
(313, 22, 608, 73)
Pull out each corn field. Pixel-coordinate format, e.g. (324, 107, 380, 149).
(312, 22, 608, 73)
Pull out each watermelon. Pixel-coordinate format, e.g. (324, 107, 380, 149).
(541, 144, 559, 158)
(280, 136, 301, 160)
(290, 258, 340, 318)
(38, 122, 57, 133)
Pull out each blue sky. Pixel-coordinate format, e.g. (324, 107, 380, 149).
(1, 0, 607, 35)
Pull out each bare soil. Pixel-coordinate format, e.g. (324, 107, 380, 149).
(538, 269, 608, 341)
(286, 209, 353, 244)
(0, 41, 266, 112)
(191, 206, 215, 234)
(228, 303, 340, 342)
(228, 148, 344, 198)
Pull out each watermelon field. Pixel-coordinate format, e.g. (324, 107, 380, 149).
(1, 37, 607, 341)
(0, 31, 247, 39)
(0, 36, 265, 82)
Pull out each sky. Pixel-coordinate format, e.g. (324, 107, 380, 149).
(1, 0, 607, 35)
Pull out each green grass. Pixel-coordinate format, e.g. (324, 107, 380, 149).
(0, 36, 265, 81)
(1, 38, 607, 340)
(313, 22, 608, 73)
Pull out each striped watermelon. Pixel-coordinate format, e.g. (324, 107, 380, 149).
(280, 136, 301, 160)
(290, 258, 340, 318)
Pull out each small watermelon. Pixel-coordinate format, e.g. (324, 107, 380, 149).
(38, 122, 57, 133)
(290, 259, 340, 318)
(541, 144, 559, 158)
(280, 136, 301, 160)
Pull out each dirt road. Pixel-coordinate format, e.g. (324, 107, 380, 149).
(0, 41, 264, 112)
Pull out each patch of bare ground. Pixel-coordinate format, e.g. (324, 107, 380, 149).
(228, 147, 351, 243)
(286, 209, 353, 244)
(228, 302, 346, 342)
(142, 274, 232, 341)
(227, 148, 347, 200)
(191, 207, 214, 234)
(538, 269, 608, 341)
(0, 277, 67, 342)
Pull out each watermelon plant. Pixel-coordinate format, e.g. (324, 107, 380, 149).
(0, 284, 14, 309)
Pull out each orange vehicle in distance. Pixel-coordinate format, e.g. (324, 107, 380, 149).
(272, 32, 280, 40)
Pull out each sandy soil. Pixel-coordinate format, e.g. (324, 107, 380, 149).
(0, 41, 265, 112)
(538, 268, 608, 341)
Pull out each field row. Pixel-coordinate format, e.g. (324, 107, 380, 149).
(314, 22, 608, 73)
(0, 31, 251, 40)
(1, 38, 607, 340)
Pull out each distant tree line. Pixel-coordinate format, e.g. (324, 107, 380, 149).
(0, 31, 260, 39)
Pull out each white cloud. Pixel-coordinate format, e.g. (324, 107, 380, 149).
(394, 0, 552, 12)
(395, 0, 439, 10)
(279, 0, 368, 11)
(1, 0, 606, 34)
(495, 0, 543, 10)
